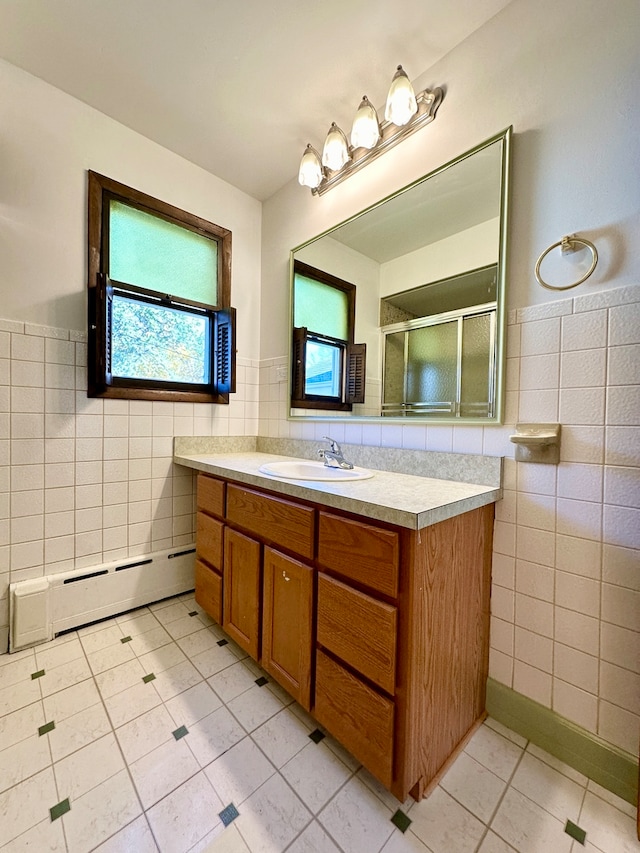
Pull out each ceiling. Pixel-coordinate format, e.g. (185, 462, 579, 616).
(0, 0, 512, 201)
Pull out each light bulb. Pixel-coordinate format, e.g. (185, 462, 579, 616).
(385, 65, 418, 127)
(350, 96, 380, 150)
(298, 144, 323, 189)
(322, 123, 350, 171)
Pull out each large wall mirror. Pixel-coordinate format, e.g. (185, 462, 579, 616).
(289, 127, 511, 424)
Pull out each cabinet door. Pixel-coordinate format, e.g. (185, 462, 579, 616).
(262, 548, 313, 710)
(223, 527, 261, 660)
(195, 558, 222, 624)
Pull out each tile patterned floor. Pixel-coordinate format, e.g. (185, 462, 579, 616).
(0, 593, 638, 853)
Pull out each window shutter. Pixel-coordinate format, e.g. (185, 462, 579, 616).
(291, 326, 307, 403)
(345, 342, 366, 404)
(214, 307, 236, 394)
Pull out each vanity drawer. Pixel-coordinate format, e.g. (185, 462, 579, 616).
(194, 558, 222, 623)
(314, 649, 394, 787)
(226, 484, 315, 560)
(318, 512, 399, 598)
(197, 474, 225, 519)
(317, 573, 397, 695)
(196, 512, 224, 571)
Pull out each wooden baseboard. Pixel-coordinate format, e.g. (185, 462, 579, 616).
(486, 678, 638, 807)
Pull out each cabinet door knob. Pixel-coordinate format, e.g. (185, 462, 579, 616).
(282, 570, 291, 582)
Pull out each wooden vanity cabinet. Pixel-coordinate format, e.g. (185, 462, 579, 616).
(194, 470, 494, 804)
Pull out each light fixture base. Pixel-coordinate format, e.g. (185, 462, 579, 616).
(311, 87, 443, 196)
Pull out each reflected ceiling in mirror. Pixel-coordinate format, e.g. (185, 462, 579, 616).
(289, 127, 511, 424)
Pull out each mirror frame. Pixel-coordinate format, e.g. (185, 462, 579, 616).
(288, 126, 512, 425)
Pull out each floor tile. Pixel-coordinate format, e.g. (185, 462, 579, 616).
(91, 814, 159, 852)
(191, 644, 242, 678)
(129, 625, 172, 656)
(42, 677, 101, 722)
(251, 707, 312, 768)
(0, 767, 57, 846)
(79, 623, 125, 656)
(197, 824, 250, 853)
(286, 820, 342, 853)
(150, 600, 191, 624)
(165, 680, 223, 727)
(130, 736, 201, 809)
(185, 705, 246, 768)
(61, 768, 142, 853)
(146, 771, 224, 853)
(0, 656, 38, 690)
(137, 641, 187, 675)
(379, 829, 432, 852)
(357, 767, 414, 813)
(39, 656, 93, 697)
(318, 775, 394, 853)
(0, 701, 45, 752)
(115, 610, 158, 634)
(47, 701, 112, 762)
(0, 814, 67, 852)
(464, 724, 525, 781)
(526, 742, 589, 786)
(484, 716, 528, 748)
(490, 787, 573, 852)
(0, 677, 42, 717)
(578, 790, 640, 852)
(104, 678, 162, 727)
(176, 627, 221, 659)
(477, 830, 518, 851)
(208, 661, 260, 704)
(439, 750, 507, 823)
(115, 703, 176, 765)
(226, 683, 284, 732)
(586, 779, 637, 819)
(164, 614, 205, 640)
(34, 636, 84, 671)
(204, 735, 275, 807)
(53, 732, 125, 801)
(86, 641, 135, 675)
(0, 734, 51, 794)
(281, 740, 352, 813)
(234, 773, 311, 853)
(409, 785, 486, 853)
(94, 657, 146, 699)
(152, 659, 203, 701)
(510, 751, 585, 823)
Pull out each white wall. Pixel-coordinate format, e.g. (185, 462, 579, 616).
(260, 0, 640, 757)
(0, 59, 262, 650)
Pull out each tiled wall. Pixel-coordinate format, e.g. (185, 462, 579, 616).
(263, 284, 640, 757)
(0, 318, 259, 651)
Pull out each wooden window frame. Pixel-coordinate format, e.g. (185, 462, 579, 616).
(87, 171, 234, 403)
(291, 260, 365, 411)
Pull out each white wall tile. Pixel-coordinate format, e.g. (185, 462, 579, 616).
(516, 462, 557, 496)
(605, 427, 640, 467)
(513, 660, 551, 707)
(560, 426, 604, 464)
(492, 553, 515, 589)
(490, 616, 514, 655)
(515, 593, 554, 637)
(602, 544, 640, 591)
(519, 354, 559, 391)
(601, 583, 640, 632)
(603, 504, 640, 549)
(516, 527, 555, 567)
(11, 335, 44, 362)
(600, 622, 640, 675)
(553, 643, 598, 693)
(491, 586, 514, 622)
(609, 302, 640, 346)
(11, 387, 43, 413)
(555, 534, 601, 580)
(603, 466, 640, 509)
(520, 318, 560, 356)
(608, 344, 640, 386)
(559, 387, 605, 425)
(561, 310, 607, 352)
(554, 607, 600, 656)
(557, 463, 603, 503)
(515, 627, 552, 672)
(515, 560, 554, 602)
(556, 498, 602, 541)
(606, 386, 640, 425)
(516, 493, 555, 531)
(555, 571, 600, 618)
(553, 680, 597, 734)
(597, 700, 639, 755)
(560, 349, 606, 388)
(600, 662, 640, 715)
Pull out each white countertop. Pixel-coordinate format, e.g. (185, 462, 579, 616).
(174, 450, 502, 530)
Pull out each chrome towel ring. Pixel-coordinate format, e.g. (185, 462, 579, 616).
(534, 234, 598, 291)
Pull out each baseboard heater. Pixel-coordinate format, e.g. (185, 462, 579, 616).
(9, 545, 196, 652)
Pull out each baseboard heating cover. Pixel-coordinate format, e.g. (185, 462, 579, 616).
(9, 545, 196, 652)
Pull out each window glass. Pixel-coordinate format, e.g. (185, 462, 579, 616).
(294, 274, 349, 340)
(111, 293, 210, 384)
(109, 200, 218, 304)
(304, 338, 343, 398)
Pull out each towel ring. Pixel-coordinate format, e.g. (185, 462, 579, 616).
(535, 234, 598, 291)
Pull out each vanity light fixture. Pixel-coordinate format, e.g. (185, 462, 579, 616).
(298, 65, 443, 195)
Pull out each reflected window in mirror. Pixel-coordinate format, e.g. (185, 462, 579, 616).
(291, 261, 366, 411)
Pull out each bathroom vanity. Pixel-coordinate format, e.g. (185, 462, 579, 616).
(175, 445, 500, 803)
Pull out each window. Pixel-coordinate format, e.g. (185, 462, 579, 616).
(87, 172, 235, 402)
(291, 260, 366, 411)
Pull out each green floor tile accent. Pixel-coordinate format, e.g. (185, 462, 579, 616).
(487, 678, 639, 806)
(565, 820, 586, 845)
(31, 669, 45, 680)
(255, 676, 268, 687)
(217, 638, 228, 646)
(219, 803, 239, 827)
(391, 810, 412, 833)
(173, 725, 189, 740)
(188, 610, 198, 617)
(50, 798, 70, 821)
(142, 673, 156, 683)
(38, 721, 55, 736)
(309, 729, 325, 744)
(120, 636, 132, 643)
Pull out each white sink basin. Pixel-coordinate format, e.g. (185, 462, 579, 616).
(258, 459, 374, 482)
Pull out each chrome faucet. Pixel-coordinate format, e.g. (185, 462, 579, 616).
(318, 436, 354, 470)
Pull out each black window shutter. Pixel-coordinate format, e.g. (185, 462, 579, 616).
(291, 326, 308, 403)
(345, 342, 366, 404)
(214, 307, 236, 395)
